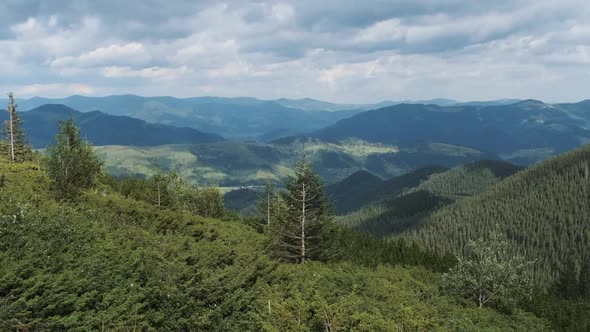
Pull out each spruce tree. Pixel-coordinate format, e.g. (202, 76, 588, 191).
(578, 259, 590, 299)
(3, 92, 32, 163)
(271, 159, 332, 263)
(46, 119, 102, 199)
(553, 255, 579, 299)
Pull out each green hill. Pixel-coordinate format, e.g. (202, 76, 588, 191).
(95, 139, 493, 187)
(397, 145, 590, 285)
(0, 162, 548, 331)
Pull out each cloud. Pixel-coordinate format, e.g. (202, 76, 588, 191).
(9, 83, 98, 97)
(50, 43, 152, 68)
(0, 0, 588, 102)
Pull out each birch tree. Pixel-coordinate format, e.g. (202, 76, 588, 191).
(442, 230, 532, 311)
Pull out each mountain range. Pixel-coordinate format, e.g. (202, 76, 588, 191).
(2, 95, 528, 141)
(3, 95, 361, 140)
(0, 104, 222, 148)
(313, 100, 590, 165)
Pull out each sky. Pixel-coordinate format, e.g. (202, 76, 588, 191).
(0, 0, 589, 103)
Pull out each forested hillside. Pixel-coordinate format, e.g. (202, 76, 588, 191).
(398, 145, 590, 285)
(409, 160, 523, 197)
(0, 162, 548, 331)
(337, 160, 521, 233)
(327, 166, 448, 214)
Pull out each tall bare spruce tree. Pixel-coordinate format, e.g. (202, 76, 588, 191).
(270, 159, 332, 263)
(3, 92, 32, 163)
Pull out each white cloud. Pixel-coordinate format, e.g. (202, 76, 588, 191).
(50, 43, 152, 68)
(101, 66, 189, 81)
(12, 83, 98, 97)
(0, 1, 589, 102)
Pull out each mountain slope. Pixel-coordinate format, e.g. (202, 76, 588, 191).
(411, 160, 523, 197)
(399, 145, 590, 284)
(338, 160, 523, 237)
(5, 95, 361, 140)
(0, 104, 223, 148)
(0, 162, 548, 331)
(313, 101, 590, 164)
(327, 166, 448, 214)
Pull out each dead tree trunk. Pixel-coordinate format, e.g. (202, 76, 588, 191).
(300, 182, 306, 264)
(8, 104, 14, 163)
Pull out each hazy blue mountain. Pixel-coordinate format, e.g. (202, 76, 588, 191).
(2, 95, 361, 140)
(313, 100, 590, 164)
(272, 98, 457, 111)
(456, 99, 522, 106)
(0, 104, 223, 148)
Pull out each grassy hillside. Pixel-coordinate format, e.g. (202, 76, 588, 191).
(0, 104, 222, 148)
(397, 145, 590, 285)
(0, 162, 549, 331)
(95, 138, 493, 187)
(314, 100, 590, 164)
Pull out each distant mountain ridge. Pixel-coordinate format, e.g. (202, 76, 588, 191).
(2, 95, 362, 140)
(313, 100, 590, 164)
(0, 95, 530, 141)
(0, 104, 223, 148)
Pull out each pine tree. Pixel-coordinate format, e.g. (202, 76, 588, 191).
(46, 119, 102, 199)
(271, 159, 332, 263)
(3, 92, 32, 163)
(578, 259, 590, 299)
(553, 255, 579, 299)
